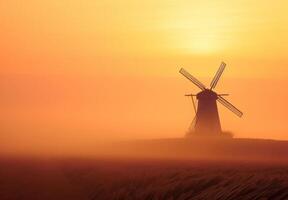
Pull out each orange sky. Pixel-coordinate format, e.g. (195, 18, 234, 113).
(0, 1, 288, 154)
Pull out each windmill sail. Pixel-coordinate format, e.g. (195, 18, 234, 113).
(179, 68, 206, 90)
(217, 96, 243, 117)
(210, 62, 226, 89)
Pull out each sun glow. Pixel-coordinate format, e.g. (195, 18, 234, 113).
(156, 2, 242, 55)
(183, 33, 224, 54)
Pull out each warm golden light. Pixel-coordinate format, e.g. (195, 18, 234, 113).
(176, 31, 225, 54)
(160, 4, 235, 55)
(0, 1, 288, 155)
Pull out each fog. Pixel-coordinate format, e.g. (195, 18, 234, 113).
(0, 73, 287, 156)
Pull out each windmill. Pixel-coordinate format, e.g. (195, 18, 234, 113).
(179, 62, 243, 136)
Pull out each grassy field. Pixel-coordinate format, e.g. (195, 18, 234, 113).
(1, 138, 288, 200)
(1, 158, 288, 200)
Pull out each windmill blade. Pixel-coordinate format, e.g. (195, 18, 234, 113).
(179, 68, 206, 90)
(217, 96, 243, 117)
(210, 62, 226, 89)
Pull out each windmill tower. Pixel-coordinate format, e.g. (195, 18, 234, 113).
(179, 62, 243, 136)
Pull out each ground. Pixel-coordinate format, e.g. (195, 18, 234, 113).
(1, 138, 288, 200)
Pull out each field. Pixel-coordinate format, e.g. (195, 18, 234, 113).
(1, 138, 288, 200)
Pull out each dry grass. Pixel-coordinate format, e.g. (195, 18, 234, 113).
(62, 159, 288, 200)
(1, 138, 288, 200)
(1, 157, 288, 200)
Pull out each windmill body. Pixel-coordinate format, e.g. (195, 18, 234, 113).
(179, 62, 243, 137)
(195, 89, 221, 135)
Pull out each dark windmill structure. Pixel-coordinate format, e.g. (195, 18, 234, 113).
(179, 62, 243, 136)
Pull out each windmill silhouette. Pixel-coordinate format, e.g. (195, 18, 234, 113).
(179, 62, 243, 136)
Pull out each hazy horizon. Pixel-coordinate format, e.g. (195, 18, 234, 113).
(1, 1, 288, 155)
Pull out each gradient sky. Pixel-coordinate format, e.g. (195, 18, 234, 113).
(1, 1, 288, 154)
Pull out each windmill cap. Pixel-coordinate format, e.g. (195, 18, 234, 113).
(197, 89, 218, 100)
